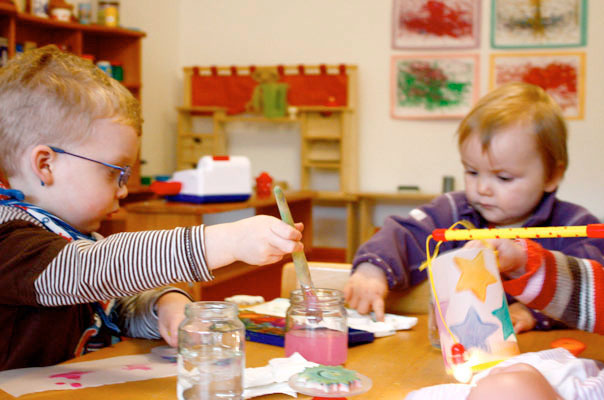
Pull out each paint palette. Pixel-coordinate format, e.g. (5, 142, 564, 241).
(150, 345, 177, 363)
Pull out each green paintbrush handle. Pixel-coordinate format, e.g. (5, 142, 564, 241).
(273, 186, 314, 289)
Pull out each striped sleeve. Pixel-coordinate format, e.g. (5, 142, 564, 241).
(114, 287, 192, 339)
(503, 239, 604, 334)
(34, 226, 213, 306)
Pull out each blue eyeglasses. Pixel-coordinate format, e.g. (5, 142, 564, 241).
(49, 146, 131, 188)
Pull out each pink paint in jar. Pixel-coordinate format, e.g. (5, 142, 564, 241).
(284, 288, 348, 365)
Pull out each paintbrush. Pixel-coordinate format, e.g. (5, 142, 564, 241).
(273, 186, 322, 321)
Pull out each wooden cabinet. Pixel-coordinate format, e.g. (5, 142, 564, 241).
(0, 3, 146, 189)
(176, 64, 358, 193)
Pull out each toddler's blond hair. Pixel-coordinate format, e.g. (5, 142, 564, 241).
(457, 82, 567, 180)
(0, 45, 142, 178)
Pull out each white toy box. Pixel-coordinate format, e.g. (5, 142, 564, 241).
(166, 155, 252, 203)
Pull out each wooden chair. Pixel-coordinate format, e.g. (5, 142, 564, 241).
(280, 262, 430, 314)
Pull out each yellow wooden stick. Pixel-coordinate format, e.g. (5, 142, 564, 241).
(432, 224, 604, 242)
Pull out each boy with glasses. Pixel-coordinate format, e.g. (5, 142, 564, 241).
(0, 45, 304, 370)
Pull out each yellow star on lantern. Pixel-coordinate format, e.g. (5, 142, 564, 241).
(454, 250, 497, 302)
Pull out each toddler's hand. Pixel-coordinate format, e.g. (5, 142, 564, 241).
(205, 215, 304, 268)
(464, 239, 527, 274)
(344, 263, 388, 321)
(156, 292, 191, 347)
(509, 302, 537, 333)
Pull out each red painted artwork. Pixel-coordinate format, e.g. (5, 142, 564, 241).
(491, 52, 585, 119)
(392, 0, 480, 49)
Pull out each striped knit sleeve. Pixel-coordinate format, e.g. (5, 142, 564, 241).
(113, 287, 192, 339)
(503, 239, 604, 334)
(33, 226, 214, 306)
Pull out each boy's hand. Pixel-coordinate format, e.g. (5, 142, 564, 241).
(463, 239, 527, 274)
(344, 263, 388, 321)
(205, 215, 304, 268)
(156, 292, 191, 347)
(509, 302, 537, 333)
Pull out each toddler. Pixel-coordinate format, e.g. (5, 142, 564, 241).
(345, 82, 604, 331)
(0, 45, 303, 370)
(405, 348, 604, 400)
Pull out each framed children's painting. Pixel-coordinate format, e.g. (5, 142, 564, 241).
(391, 54, 479, 120)
(392, 0, 480, 49)
(490, 52, 585, 120)
(491, 0, 587, 49)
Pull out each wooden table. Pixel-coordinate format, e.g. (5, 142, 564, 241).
(4, 315, 602, 400)
(123, 191, 315, 301)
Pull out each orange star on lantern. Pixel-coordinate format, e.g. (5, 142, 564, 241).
(454, 250, 497, 302)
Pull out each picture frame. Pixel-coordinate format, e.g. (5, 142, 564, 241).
(490, 52, 586, 120)
(391, 54, 480, 120)
(491, 0, 587, 49)
(392, 0, 480, 50)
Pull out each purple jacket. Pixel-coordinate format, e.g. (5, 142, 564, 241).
(353, 190, 604, 290)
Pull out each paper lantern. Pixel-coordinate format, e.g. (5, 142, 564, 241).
(430, 247, 520, 380)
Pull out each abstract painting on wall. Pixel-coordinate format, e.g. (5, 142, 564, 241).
(490, 52, 585, 119)
(491, 0, 587, 48)
(391, 54, 479, 119)
(392, 0, 480, 49)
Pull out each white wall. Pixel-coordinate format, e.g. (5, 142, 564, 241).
(123, 1, 604, 245)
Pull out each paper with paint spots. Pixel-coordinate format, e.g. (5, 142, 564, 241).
(0, 353, 176, 397)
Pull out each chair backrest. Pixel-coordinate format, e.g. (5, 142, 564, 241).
(280, 262, 352, 298)
(280, 261, 431, 314)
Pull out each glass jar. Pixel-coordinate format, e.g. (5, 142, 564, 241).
(284, 288, 348, 365)
(177, 301, 245, 400)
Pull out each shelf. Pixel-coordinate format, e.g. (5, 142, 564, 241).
(180, 132, 215, 139)
(176, 64, 358, 192)
(0, 2, 16, 15)
(304, 135, 341, 140)
(304, 160, 341, 169)
(219, 115, 298, 124)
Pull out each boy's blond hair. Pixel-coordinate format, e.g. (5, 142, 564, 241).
(0, 45, 142, 178)
(457, 82, 567, 180)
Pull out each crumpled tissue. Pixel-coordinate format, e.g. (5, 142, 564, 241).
(244, 352, 317, 398)
(243, 298, 418, 337)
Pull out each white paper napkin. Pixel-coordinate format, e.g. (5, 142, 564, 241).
(243, 352, 318, 399)
(243, 298, 419, 337)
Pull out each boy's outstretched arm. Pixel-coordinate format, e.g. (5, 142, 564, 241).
(204, 214, 304, 268)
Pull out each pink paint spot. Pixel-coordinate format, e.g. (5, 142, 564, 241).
(71, 383, 82, 388)
(55, 382, 65, 385)
(123, 364, 152, 371)
(49, 371, 92, 380)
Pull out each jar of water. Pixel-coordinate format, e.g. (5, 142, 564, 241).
(177, 301, 245, 400)
(284, 288, 348, 365)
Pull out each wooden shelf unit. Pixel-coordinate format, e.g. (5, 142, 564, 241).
(176, 64, 358, 193)
(0, 4, 146, 190)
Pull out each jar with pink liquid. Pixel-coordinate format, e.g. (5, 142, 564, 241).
(284, 288, 348, 365)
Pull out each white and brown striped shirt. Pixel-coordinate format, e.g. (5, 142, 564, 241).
(0, 204, 212, 370)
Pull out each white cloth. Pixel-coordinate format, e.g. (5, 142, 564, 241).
(243, 298, 418, 337)
(243, 352, 318, 399)
(405, 348, 604, 400)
